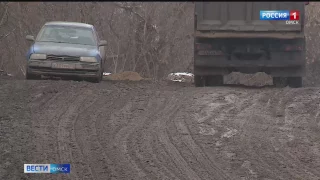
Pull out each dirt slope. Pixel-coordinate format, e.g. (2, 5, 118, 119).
(1, 79, 320, 180)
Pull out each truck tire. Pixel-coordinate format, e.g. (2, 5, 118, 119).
(194, 75, 205, 87)
(288, 77, 302, 88)
(26, 72, 41, 80)
(273, 77, 288, 87)
(206, 75, 223, 86)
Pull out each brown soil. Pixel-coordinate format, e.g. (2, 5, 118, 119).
(1, 78, 320, 180)
(105, 71, 143, 81)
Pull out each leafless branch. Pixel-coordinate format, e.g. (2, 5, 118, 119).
(0, 27, 16, 41)
(0, 4, 8, 27)
(112, 2, 145, 22)
(107, 9, 120, 39)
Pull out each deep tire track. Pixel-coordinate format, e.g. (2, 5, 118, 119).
(96, 88, 151, 179)
(73, 91, 115, 180)
(30, 84, 85, 180)
(126, 92, 182, 180)
(155, 94, 202, 180)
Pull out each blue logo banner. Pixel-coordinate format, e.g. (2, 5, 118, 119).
(260, 10, 289, 20)
(50, 164, 71, 174)
(24, 164, 70, 174)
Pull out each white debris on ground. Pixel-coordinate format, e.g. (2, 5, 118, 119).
(103, 72, 112, 76)
(167, 72, 194, 83)
(171, 72, 194, 77)
(103, 72, 194, 82)
(221, 128, 238, 138)
(0, 69, 13, 77)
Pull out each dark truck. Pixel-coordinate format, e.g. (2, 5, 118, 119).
(194, 2, 307, 88)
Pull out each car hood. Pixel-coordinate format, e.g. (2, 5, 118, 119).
(33, 42, 99, 57)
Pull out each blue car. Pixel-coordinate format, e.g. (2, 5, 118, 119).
(26, 21, 107, 83)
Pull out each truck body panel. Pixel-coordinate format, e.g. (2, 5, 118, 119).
(193, 2, 306, 87)
(195, 2, 304, 32)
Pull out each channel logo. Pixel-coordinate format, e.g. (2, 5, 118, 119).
(289, 10, 300, 20)
(260, 10, 300, 25)
(24, 164, 70, 174)
(260, 10, 289, 20)
(260, 10, 300, 21)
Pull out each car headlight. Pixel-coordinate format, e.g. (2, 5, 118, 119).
(80, 57, 97, 63)
(30, 54, 47, 60)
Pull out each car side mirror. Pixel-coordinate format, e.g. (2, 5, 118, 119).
(26, 35, 35, 41)
(99, 40, 107, 46)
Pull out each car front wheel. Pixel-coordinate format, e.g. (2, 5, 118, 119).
(88, 70, 102, 83)
(26, 72, 41, 80)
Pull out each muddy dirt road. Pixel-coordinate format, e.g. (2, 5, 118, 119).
(1, 79, 320, 180)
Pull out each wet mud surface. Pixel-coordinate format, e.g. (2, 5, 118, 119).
(1, 79, 320, 180)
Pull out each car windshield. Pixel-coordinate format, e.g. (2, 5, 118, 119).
(36, 25, 96, 46)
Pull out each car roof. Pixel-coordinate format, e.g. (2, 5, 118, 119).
(44, 21, 93, 28)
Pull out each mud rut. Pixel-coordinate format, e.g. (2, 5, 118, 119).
(1, 79, 320, 180)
